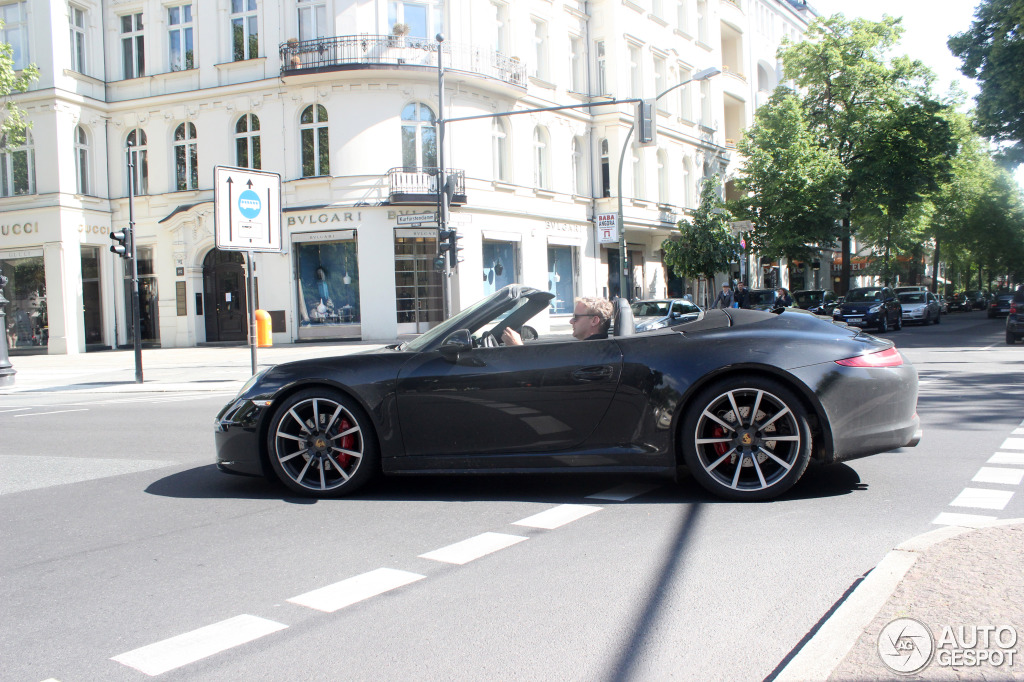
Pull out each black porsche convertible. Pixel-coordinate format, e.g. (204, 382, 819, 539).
(215, 285, 920, 501)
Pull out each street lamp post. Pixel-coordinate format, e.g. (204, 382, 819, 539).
(617, 66, 721, 301)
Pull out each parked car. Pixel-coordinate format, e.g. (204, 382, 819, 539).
(893, 286, 928, 296)
(793, 289, 841, 316)
(949, 293, 973, 312)
(987, 290, 1015, 318)
(938, 296, 949, 315)
(833, 287, 903, 332)
(898, 291, 941, 325)
(214, 284, 921, 501)
(1007, 289, 1024, 344)
(963, 290, 988, 310)
(631, 298, 702, 331)
(746, 288, 779, 311)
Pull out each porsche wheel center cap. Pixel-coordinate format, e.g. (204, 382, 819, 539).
(736, 429, 759, 449)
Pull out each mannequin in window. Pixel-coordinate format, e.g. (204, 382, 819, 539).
(315, 265, 330, 302)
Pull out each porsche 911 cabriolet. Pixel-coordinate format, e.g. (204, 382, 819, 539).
(215, 285, 921, 501)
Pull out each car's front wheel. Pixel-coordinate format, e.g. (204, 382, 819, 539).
(681, 378, 812, 501)
(878, 315, 889, 333)
(1008, 331, 1018, 345)
(266, 388, 378, 497)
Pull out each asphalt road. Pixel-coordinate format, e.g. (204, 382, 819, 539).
(1, 310, 1021, 681)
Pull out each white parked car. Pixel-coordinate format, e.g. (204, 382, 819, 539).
(898, 291, 942, 325)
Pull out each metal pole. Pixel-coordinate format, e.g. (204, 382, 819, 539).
(128, 142, 143, 383)
(436, 33, 451, 320)
(247, 250, 257, 375)
(616, 121, 635, 302)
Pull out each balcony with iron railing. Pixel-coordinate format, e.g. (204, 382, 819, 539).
(280, 35, 527, 89)
(387, 168, 467, 205)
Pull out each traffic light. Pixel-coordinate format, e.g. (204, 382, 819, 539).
(110, 226, 133, 258)
(637, 99, 656, 146)
(437, 228, 464, 270)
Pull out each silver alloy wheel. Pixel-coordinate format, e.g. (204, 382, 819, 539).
(272, 397, 364, 492)
(692, 387, 803, 493)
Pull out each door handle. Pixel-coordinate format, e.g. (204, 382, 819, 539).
(572, 366, 614, 382)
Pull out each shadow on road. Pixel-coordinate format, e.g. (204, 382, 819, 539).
(917, 370, 1024, 429)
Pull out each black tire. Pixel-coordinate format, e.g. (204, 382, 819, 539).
(266, 388, 378, 497)
(878, 315, 889, 333)
(894, 313, 902, 331)
(935, 312, 941, 324)
(681, 378, 813, 501)
(1008, 331, 1017, 345)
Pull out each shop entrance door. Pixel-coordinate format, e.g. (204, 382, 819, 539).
(202, 249, 247, 342)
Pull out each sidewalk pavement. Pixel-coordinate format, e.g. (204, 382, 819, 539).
(3, 343, 1023, 680)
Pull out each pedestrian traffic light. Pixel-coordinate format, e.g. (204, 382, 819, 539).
(110, 226, 133, 258)
(437, 228, 464, 271)
(637, 99, 657, 146)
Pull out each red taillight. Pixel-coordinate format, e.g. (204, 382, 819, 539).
(836, 347, 904, 367)
(1012, 303, 1019, 314)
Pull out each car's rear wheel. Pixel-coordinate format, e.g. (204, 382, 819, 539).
(935, 311, 941, 324)
(894, 313, 902, 331)
(681, 378, 812, 501)
(266, 388, 378, 497)
(1008, 331, 1018, 345)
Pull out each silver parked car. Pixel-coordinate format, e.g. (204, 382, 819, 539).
(631, 298, 703, 331)
(898, 291, 942, 325)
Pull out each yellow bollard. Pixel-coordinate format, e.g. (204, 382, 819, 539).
(255, 309, 273, 347)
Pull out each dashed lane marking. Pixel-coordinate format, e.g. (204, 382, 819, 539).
(418, 532, 528, 565)
(512, 504, 602, 529)
(989, 452, 1024, 466)
(949, 487, 1015, 511)
(287, 568, 425, 613)
(111, 614, 287, 677)
(932, 512, 999, 527)
(1000, 438, 1024, 450)
(0, 407, 30, 413)
(972, 467, 1024, 486)
(586, 482, 662, 501)
(14, 409, 88, 418)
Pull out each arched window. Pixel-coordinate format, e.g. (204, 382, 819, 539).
(235, 114, 261, 169)
(75, 126, 90, 195)
(401, 102, 436, 169)
(572, 137, 586, 195)
(533, 126, 549, 189)
(657, 148, 669, 204)
(127, 128, 148, 195)
(492, 118, 509, 181)
(300, 104, 329, 177)
(174, 122, 198, 190)
(0, 131, 35, 197)
(600, 138, 610, 198)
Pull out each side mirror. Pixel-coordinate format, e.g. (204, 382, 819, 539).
(438, 329, 473, 361)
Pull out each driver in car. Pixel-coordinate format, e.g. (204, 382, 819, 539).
(502, 296, 613, 345)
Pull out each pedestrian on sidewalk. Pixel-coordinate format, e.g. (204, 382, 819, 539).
(713, 283, 734, 309)
(734, 281, 750, 309)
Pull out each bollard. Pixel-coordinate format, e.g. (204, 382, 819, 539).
(255, 309, 272, 347)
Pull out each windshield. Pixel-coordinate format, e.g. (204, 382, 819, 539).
(749, 290, 776, 305)
(846, 289, 884, 303)
(402, 288, 513, 352)
(793, 291, 820, 308)
(899, 293, 926, 303)
(632, 301, 670, 317)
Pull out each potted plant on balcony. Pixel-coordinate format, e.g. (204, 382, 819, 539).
(390, 23, 409, 47)
(285, 37, 302, 69)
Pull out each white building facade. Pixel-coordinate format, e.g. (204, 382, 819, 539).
(0, 0, 814, 354)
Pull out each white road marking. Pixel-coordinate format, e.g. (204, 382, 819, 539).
(512, 504, 602, 529)
(1013, 427, 1024, 436)
(419, 532, 528, 565)
(972, 467, 1024, 485)
(989, 452, 1024, 466)
(932, 512, 999, 527)
(287, 568, 425, 613)
(111, 614, 287, 677)
(0, 407, 30, 413)
(586, 482, 661, 501)
(1000, 438, 1024, 450)
(949, 488, 1015, 511)
(14, 409, 88, 417)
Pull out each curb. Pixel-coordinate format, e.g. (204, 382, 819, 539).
(773, 517, 1024, 681)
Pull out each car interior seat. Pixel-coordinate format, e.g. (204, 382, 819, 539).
(612, 297, 635, 337)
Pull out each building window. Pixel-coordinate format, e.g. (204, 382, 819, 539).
(0, 2, 28, 71)
(483, 241, 517, 296)
(388, 1, 441, 41)
(632, 144, 644, 199)
(682, 155, 693, 207)
(653, 0, 665, 20)
(533, 126, 549, 190)
(124, 246, 159, 343)
(657, 148, 669, 204)
(700, 78, 711, 125)
(600, 138, 610, 198)
(0, 251, 47, 350)
(654, 55, 668, 111)
(679, 65, 693, 120)
(677, 0, 690, 33)
(296, 237, 360, 335)
(492, 118, 509, 182)
(595, 40, 607, 95)
(297, 0, 326, 41)
(121, 13, 144, 79)
(629, 43, 642, 98)
(570, 35, 584, 93)
(0, 131, 35, 197)
(127, 128, 148, 195)
(300, 104, 329, 177)
(168, 4, 194, 71)
(547, 245, 575, 315)
(74, 125, 89, 195)
(235, 114, 261, 169)
(231, 0, 258, 61)
(697, 0, 708, 43)
(173, 122, 198, 191)
(394, 233, 443, 331)
(491, 1, 508, 54)
(531, 18, 548, 80)
(572, 137, 586, 196)
(69, 5, 86, 74)
(81, 246, 102, 345)
(401, 102, 436, 169)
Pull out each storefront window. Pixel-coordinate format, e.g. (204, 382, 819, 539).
(394, 232, 442, 331)
(1, 251, 47, 352)
(81, 246, 103, 346)
(482, 241, 517, 296)
(295, 238, 360, 334)
(547, 245, 575, 315)
(124, 246, 159, 344)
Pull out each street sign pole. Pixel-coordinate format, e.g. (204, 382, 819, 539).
(127, 142, 143, 383)
(247, 250, 257, 375)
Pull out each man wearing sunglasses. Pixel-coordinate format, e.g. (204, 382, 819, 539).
(503, 296, 613, 345)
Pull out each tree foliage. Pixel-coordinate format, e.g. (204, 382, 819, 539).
(949, 0, 1024, 164)
(0, 19, 38, 147)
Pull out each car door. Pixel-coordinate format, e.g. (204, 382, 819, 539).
(395, 338, 623, 458)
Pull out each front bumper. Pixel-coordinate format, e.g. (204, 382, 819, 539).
(214, 399, 268, 476)
(1007, 315, 1024, 334)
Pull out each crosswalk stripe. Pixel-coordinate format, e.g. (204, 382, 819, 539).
(287, 568, 425, 613)
(512, 504, 602, 529)
(972, 467, 1024, 485)
(932, 512, 998, 527)
(419, 532, 528, 565)
(1000, 438, 1024, 450)
(988, 452, 1024, 466)
(949, 487, 1014, 511)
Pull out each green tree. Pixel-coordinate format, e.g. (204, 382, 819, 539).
(662, 175, 740, 307)
(949, 0, 1024, 164)
(0, 19, 39, 147)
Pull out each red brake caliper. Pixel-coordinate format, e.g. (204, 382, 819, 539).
(712, 426, 728, 456)
(334, 418, 353, 468)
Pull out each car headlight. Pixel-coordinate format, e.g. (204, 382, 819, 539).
(868, 305, 881, 314)
(832, 309, 842, 317)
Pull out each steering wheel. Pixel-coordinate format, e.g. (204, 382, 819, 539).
(478, 330, 501, 348)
